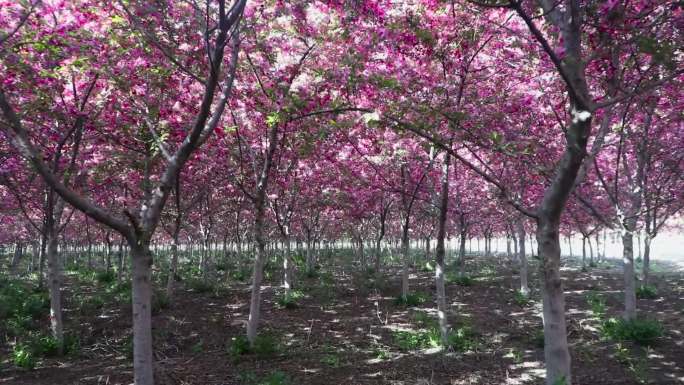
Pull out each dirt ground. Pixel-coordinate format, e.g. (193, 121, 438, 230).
(2, 256, 683, 385)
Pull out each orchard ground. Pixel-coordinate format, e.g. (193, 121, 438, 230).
(2, 249, 683, 385)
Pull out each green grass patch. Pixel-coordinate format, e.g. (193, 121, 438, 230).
(392, 323, 476, 352)
(321, 353, 341, 367)
(421, 261, 435, 272)
(230, 267, 251, 282)
(394, 291, 429, 306)
(529, 329, 544, 348)
(257, 371, 292, 385)
(227, 333, 280, 360)
(275, 290, 305, 309)
(187, 278, 214, 294)
(392, 329, 437, 350)
(152, 291, 170, 314)
(32, 334, 59, 357)
(446, 273, 474, 286)
(513, 290, 531, 306)
(586, 291, 607, 317)
(373, 347, 389, 360)
(94, 270, 116, 284)
(636, 285, 658, 299)
(412, 310, 438, 328)
(601, 317, 664, 346)
(105, 281, 132, 304)
(12, 343, 37, 369)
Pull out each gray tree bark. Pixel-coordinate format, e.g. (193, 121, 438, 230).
(401, 223, 410, 299)
(621, 227, 637, 320)
(642, 234, 651, 286)
(46, 226, 63, 354)
(517, 221, 528, 295)
(130, 245, 154, 385)
(434, 153, 450, 344)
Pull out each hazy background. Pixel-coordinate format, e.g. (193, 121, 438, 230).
(482, 230, 684, 269)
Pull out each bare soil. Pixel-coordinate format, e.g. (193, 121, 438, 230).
(2, 256, 683, 385)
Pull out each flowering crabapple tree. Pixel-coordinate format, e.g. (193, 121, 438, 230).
(0, 1, 246, 383)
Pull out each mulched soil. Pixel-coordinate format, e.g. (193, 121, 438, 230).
(2, 256, 683, 385)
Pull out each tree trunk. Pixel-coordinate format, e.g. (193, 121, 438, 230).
(424, 237, 430, 261)
(401, 223, 410, 298)
(38, 232, 47, 288)
(512, 233, 518, 261)
(642, 234, 651, 286)
(621, 229, 637, 320)
(247, 201, 267, 346)
(105, 234, 113, 271)
(517, 221, 528, 295)
(283, 235, 293, 291)
(10, 242, 22, 275)
(537, 216, 571, 385)
(602, 231, 607, 261)
(202, 235, 213, 283)
(30, 242, 38, 273)
(435, 153, 450, 344)
(117, 239, 125, 281)
(458, 220, 466, 275)
(582, 236, 586, 268)
(130, 244, 154, 385)
(199, 239, 207, 280)
(374, 237, 382, 273)
(359, 238, 366, 268)
(305, 234, 313, 272)
(166, 236, 180, 300)
(46, 227, 64, 354)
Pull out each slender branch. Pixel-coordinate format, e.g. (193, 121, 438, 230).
(0, 91, 135, 239)
(0, 0, 41, 48)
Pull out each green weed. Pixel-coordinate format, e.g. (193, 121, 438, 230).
(601, 317, 664, 346)
(373, 348, 389, 360)
(394, 292, 429, 306)
(321, 353, 341, 367)
(152, 291, 170, 314)
(187, 278, 214, 294)
(447, 273, 474, 286)
(275, 290, 305, 309)
(33, 334, 59, 357)
(227, 333, 280, 360)
(636, 285, 658, 299)
(586, 291, 607, 317)
(94, 270, 116, 284)
(421, 261, 435, 272)
(513, 290, 531, 306)
(12, 343, 36, 369)
(192, 340, 204, 354)
(230, 267, 251, 282)
(530, 329, 545, 348)
(258, 371, 292, 385)
(412, 310, 438, 329)
(227, 335, 251, 358)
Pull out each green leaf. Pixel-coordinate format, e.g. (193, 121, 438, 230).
(266, 112, 281, 128)
(111, 15, 126, 25)
(490, 131, 502, 145)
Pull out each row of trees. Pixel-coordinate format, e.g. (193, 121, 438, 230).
(1, 0, 681, 384)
